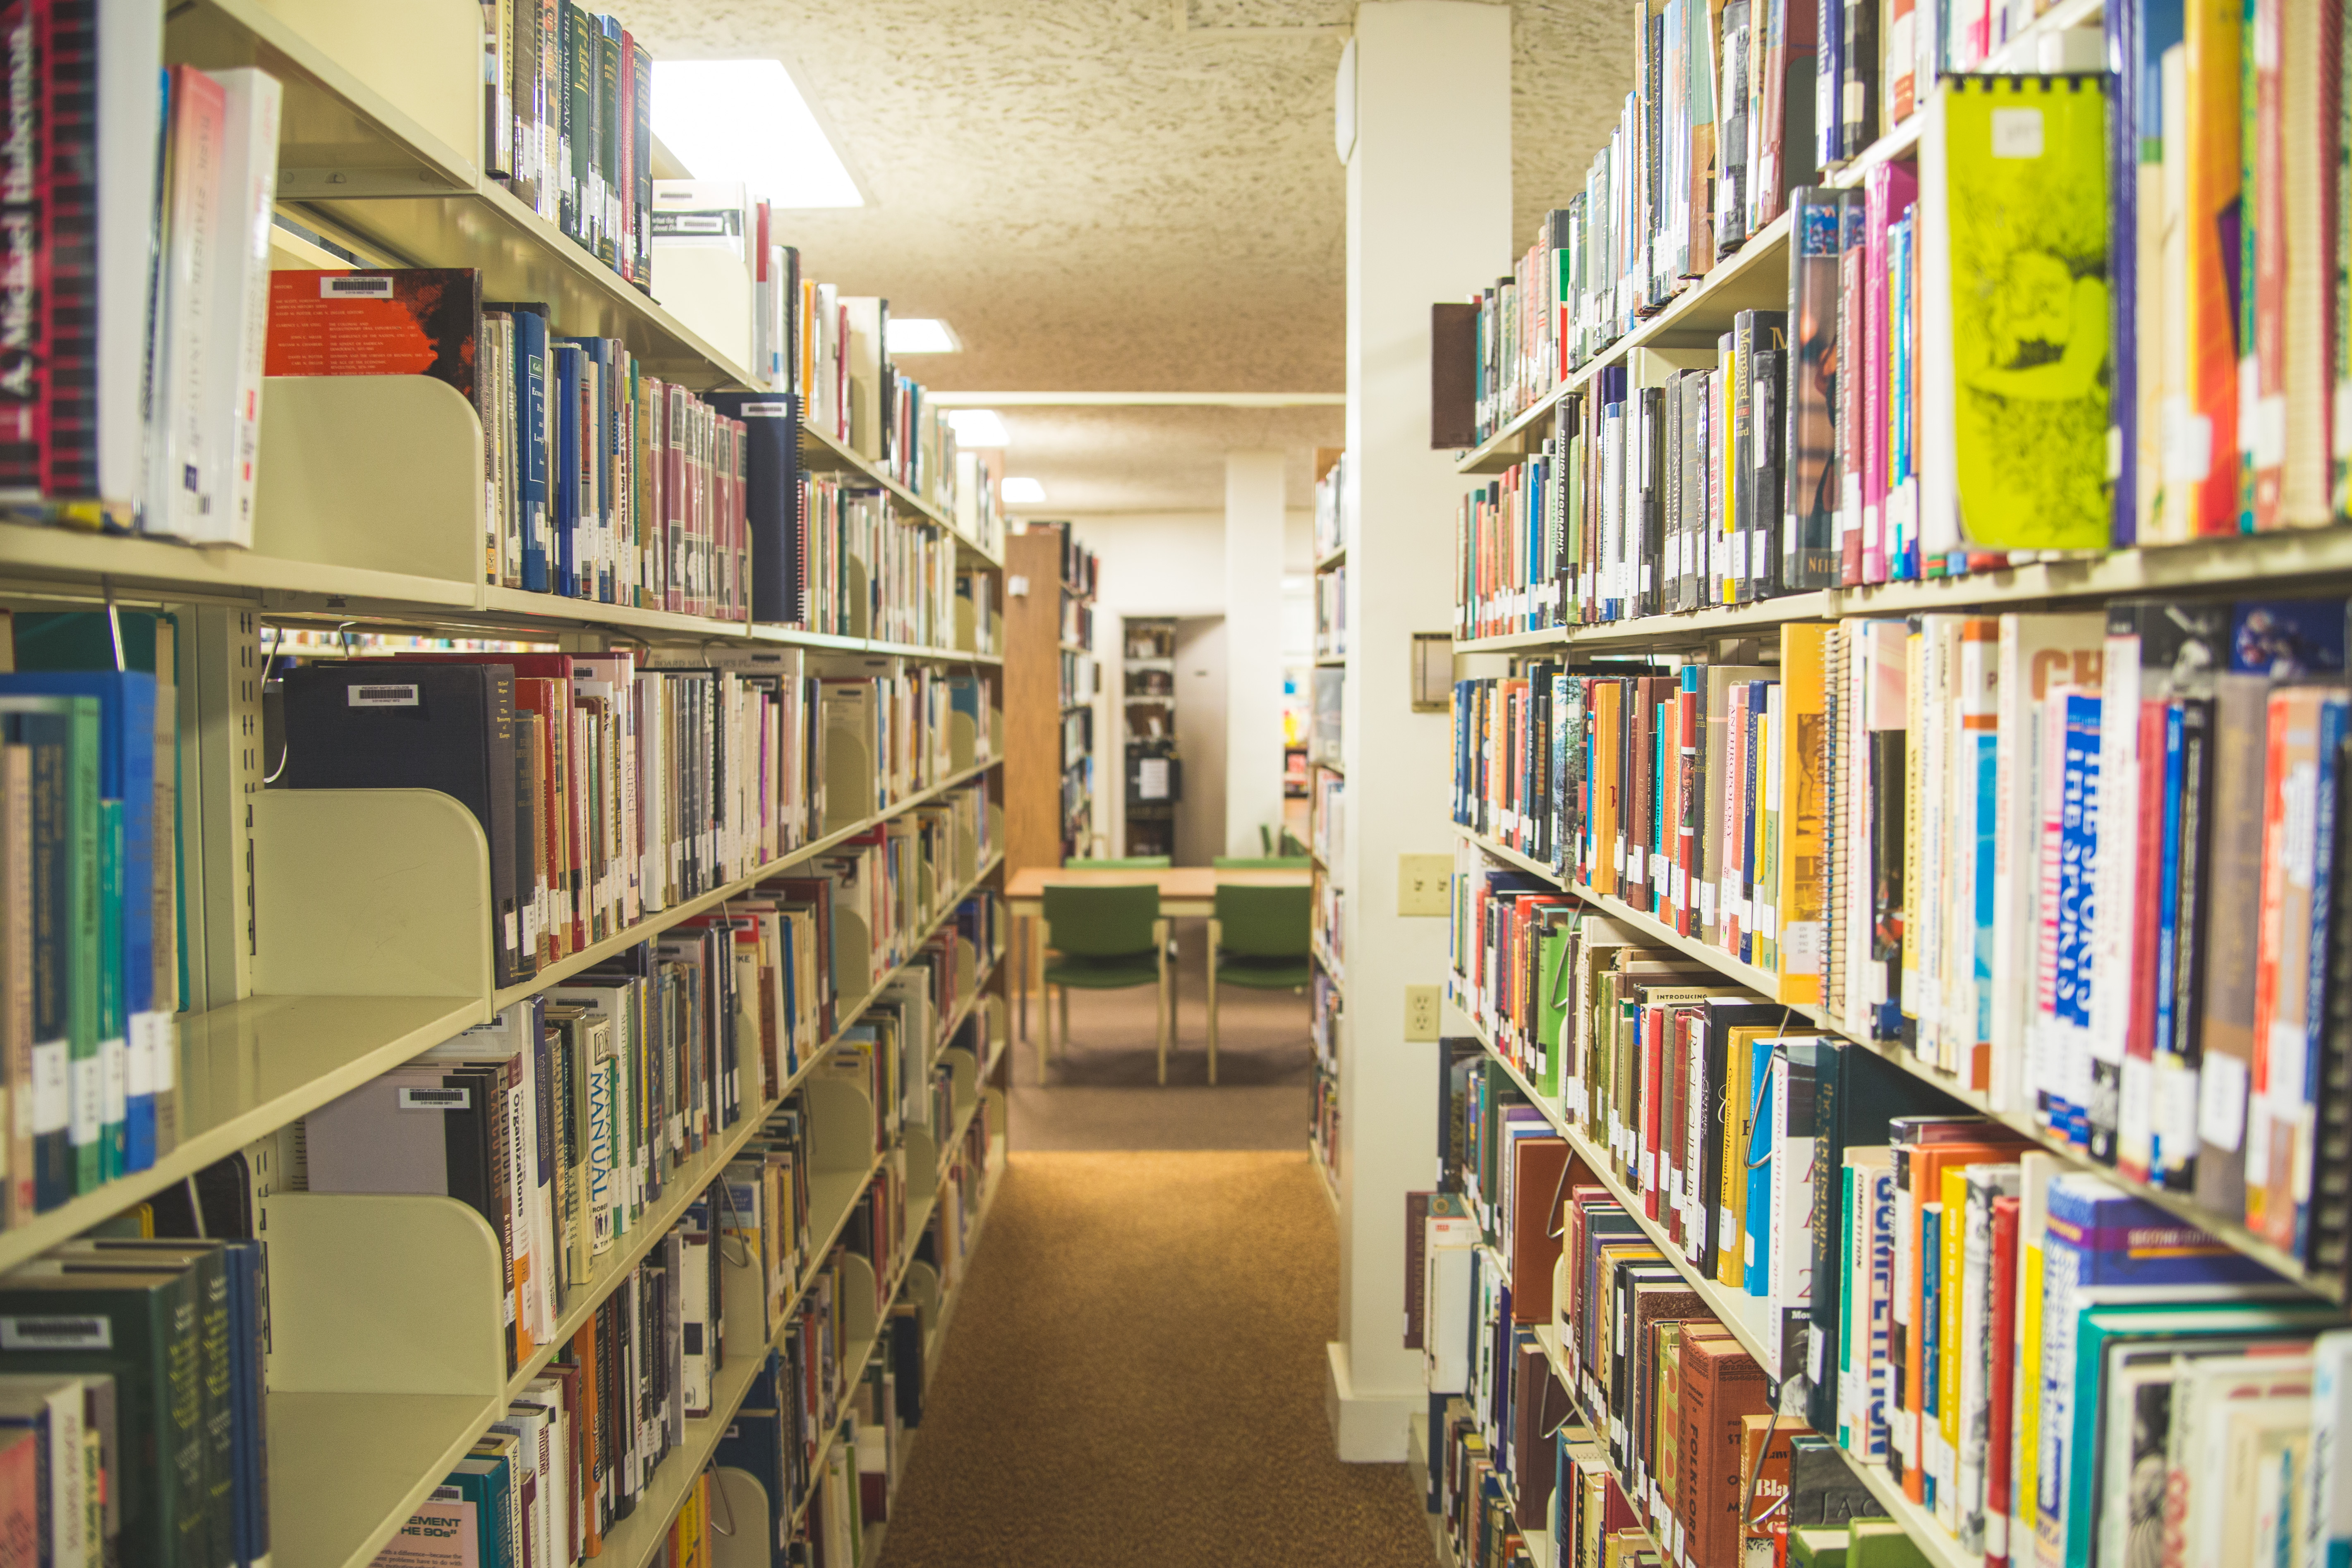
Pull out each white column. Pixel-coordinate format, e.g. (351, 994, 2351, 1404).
(1224, 450, 1287, 858)
(1328, 0, 1510, 1461)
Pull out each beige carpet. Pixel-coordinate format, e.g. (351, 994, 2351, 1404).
(877, 1151, 1436, 1568)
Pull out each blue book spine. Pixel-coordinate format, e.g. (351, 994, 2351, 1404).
(1890, 212, 1915, 580)
(2051, 692, 2101, 1134)
(1921, 1198, 1941, 1511)
(1744, 1033, 1777, 1297)
(1972, 724, 1997, 1046)
(2152, 701, 2187, 1067)
(553, 343, 582, 598)
(513, 310, 550, 594)
(2299, 694, 2351, 1255)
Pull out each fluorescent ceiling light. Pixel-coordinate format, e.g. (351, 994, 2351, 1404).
(886, 318, 959, 353)
(944, 409, 1008, 447)
(1001, 477, 1047, 504)
(651, 60, 862, 209)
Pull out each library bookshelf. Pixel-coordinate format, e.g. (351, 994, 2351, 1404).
(0, 2, 1015, 1562)
(1430, 0, 2352, 1561)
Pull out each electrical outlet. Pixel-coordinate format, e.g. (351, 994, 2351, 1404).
(1399, 854, 1451, 916)
(1404, 984, 1441, 1041)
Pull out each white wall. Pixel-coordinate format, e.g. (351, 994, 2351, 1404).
(1061, 509, 1317, 619)
(1062, 508, 1317, 861)
(1225, 454, 1288, 859)
(1330, 0, 1511, 1461)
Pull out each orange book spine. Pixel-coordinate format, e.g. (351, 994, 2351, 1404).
(2187, 0, 2243, 535)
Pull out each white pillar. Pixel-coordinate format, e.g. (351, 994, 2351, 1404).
(1224, 450, 1287, 859)
(1328, 0, 1511, 1461)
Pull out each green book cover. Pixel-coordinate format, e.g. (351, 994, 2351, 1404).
(1790, 1523, 1850, 1567)
(10, 696, 103, 1198)
(59, 1242, 231, 1568)
(0, 1267, 206, 1566)
(1536, 915, 1574, 1099)
(595, 21, 620, 271)
(565, 4, 598, 259)
(1928, 75, 2112, 551)
(1845, 1518, 1928, 1566)
(97, 799, 122, 1183)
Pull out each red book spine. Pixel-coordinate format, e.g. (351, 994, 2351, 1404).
(1642, 1004, 1665, 1218)
(2120, 697, 2169, 1182)
(1985, 1193, 2021, 1568)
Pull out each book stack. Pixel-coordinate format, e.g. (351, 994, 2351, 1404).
(387, 1187, 723, 1563)
(267, 267, 796, 622)
(0, 612, 189, 1219)
(1448, 596, 2352, 1283)
(486, 2, 656, 292)
(277, 650, 814, 989)
(0, 22, 280, 542)
(1317, 567, 1349, 660)
(1315, 453, 1347, 560)
(0, 1233, 271, 1567)
(800, 475, 963, 646)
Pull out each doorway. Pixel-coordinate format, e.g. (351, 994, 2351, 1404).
(1172, 615, 1226, 865)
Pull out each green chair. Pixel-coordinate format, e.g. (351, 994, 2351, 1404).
(1065, 855, 1172, 868)
(1039, 883, 1175, 1084)
(1212, 856, 1312, 870)
(1205, 883, 1313, 1085)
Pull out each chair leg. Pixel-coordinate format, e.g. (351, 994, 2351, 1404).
(1038, 980, 1052, 1085)
(1058, 986, 1071, 1057)
(1154, 918, 1171, 1085)
(1205, 918, 1221, 1087)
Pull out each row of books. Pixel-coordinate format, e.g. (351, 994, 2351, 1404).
(715, 1091, 998, 1568)
(802, 474, 965, 649)
(1450, 594, 2352, 1274)
(0, 23, 282, 541)
(1455, 206, 1890, 636)
(1473, 0, 2105, 443)
(1316, 567, 1349, 660)
(1315, 453, 1347, 562)
(0, 611, 185, 1218)
(1430, 868, 2352, 1568)
(0, 1232, 270, 1568)
(305, 970, 765, 1376)
(485, 1, 656, 292)
(1311, 769, 1344, 868)
(273, 647, 993, 982)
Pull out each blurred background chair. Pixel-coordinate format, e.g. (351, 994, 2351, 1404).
(1039, 882, 1174, 1083)
(1204, 883, 1312, 1085)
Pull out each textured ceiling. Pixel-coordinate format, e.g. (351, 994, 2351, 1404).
(627, 0, 1631, 509)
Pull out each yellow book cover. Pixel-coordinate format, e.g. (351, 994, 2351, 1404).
(1717, 1025, 1756, 1289)
(669, 1470, 707, 1568)
(1920, 74, 2112, 553)
(1594, 680, 1623, 902)
(2012, 1152, 2057, 1559)
(1776, 625, 1830, 1005)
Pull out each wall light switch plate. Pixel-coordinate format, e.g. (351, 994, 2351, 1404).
(1399, 854, 1451, 916)
(1404, 984, 1441, 1041)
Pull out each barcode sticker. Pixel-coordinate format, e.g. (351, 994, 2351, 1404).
(0, 1316, 111, 1350)
(321, 275, 393, 298)
(348, 684, 421, 708)
(398, 1087, 472, 1111)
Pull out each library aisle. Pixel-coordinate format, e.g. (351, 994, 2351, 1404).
(874, 1150, 1434, 1568)
(1010, 928, 1314, 1151)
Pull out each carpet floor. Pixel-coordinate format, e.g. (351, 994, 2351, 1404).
(875, 1151, 1437, 1568)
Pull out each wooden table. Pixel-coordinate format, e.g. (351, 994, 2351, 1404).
(1005, 865, 1313, 1042)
